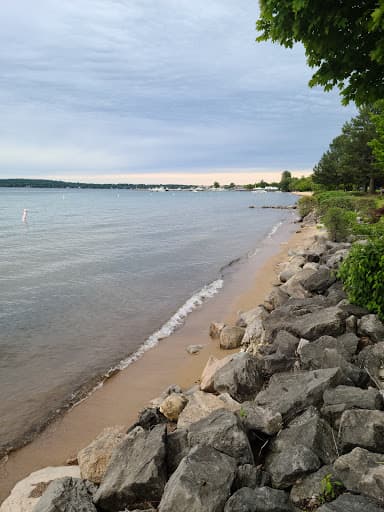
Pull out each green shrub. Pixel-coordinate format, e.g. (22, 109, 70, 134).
(339, 237, 384, 321)
(323, 207, 356, 242)
(352, 217, 384, 237)
(297, 196, 317, 218)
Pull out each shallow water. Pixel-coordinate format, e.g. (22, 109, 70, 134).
(0, 188, 296, 454)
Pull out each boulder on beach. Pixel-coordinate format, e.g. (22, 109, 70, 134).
(209, 322, 225, 339)
(77, 426, 127, 484)
(219, 326, 245, 349)
(200, 354, 234, 393)
(159, 393, 188, 422)
(0, 466, 81, 512)
(177, 390, 234, 428)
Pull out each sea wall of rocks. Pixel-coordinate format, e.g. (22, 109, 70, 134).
(4, 231, 384, 512)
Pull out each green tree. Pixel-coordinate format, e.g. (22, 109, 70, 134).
(279, 170, 292, 192)
(369, 100, 384, 183)
(213, 181, 220, 189)
(257, 1, 384, 105)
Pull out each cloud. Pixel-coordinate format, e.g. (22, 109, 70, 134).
(0, 0, 356, 181)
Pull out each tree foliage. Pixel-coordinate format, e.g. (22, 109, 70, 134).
(257, 1, 384, 105)
(369, 100, 384, 173)
(313, 107, 384, 193)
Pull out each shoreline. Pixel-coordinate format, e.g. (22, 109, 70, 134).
(0, 215, 316, 503)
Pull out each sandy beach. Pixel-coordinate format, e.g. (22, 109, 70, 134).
(0, 219, 316, 503)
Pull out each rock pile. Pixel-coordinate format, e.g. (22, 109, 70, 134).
(17, 234, 384, 511)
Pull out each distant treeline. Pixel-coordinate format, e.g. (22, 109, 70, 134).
(0, 179, 193, 189)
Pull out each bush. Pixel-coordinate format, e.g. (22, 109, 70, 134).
(323, 207, 356, 242)
(297, 196, 317, 218)
(339, 238, 384, 321)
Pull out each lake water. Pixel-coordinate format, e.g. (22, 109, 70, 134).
(0, 188, 296, 455)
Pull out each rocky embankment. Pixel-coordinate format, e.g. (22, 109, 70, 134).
(4, 231, 384, 512)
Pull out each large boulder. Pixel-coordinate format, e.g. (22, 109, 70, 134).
(264, 410, 337, 488)
(209, 322, 225, 339)
(94, 425, 167, 511)
(264, 287, 290, 311)
(166, 428, 189, 475)
(357, 342, 384, 380)
(220, 326, 245, 349)
(33, 477, 96, 512)
(77, 426, 126, 484)
(302, 268, 336, 293)
(338, 409, 384, 453)
(273, 330, 300, 357)
(334, 447, 384, 503)
(224, 486, 294, 512)
(264, 306, 347, 343)
(237, 402, 283, 435)
(300, 336, 353, 370)
(200, 355, 233, 393)
(358, 314, 384, 343)
(254, 368, 343, 421)
(159, 393, 188, 422)
(158, 445, 236, 512)
(290, 465, 334, 508)
(213, 352, 264, 402)
(0, 466, 80, 512)
(188, 409, 254, 465)
(316, 493, 384, 512)
(280, 269, 316, 299)
(233, 464, 271, 491)
(177, 390, 237, 428)
(241, 306, 268, 352)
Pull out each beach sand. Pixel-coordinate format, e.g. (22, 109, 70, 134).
(0, 220, 316, 503)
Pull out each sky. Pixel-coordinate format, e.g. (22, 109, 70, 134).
(0, 0, 356, 185)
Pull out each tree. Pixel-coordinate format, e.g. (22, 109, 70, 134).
(369, 100, 384, 182)
(257, 1, 384, 105)
(279, 170, 292, 192)
(213, 181, 220, 188)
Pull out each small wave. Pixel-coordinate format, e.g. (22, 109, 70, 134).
(267, 220, 284, 238)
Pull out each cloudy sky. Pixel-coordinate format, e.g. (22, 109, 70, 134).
(0, 0, 355, 184)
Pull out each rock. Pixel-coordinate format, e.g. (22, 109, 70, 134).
(77, 426, 127, 484)
(159, 393, 188, 422)
(188, 409, 254, 464)
(300, 336, 350, 369)
(238, 307, 266, 328)
(220, 326, 245, 349)
(149, 384, 183, 408)
(279, 264, 303, 284)
(357, 342, 384, 380)
(338, 409, 384, 453)
(241, 306, 268, 352)
(264, 306, 347, 343)
(237, 402, 283, 435)
(264, 287, 290, 311)
(338, 302, 369, 318)
(94, 425, 167, 511)
(129, 407, 167, 432)
(177, 390, 235, 428)
(200, 354, 234, 393)
(166, 428, 189, 475)
(186, 344, 204, 355)
(158, 445, 236, 512)
(264, 411, 337, 488)
(209, 322, 225, 339)
(336, 332, 359, 357)
(33, 477, 96, 512)
(303, 262, 320, 271)
(323, 386, 383, 411)
(233, 464, 271, 491)
(0, 466, 80, 512)
(273, 330, 300, 357)
(263, 352, 296, 374)
(255, 368, 343, 421)
(358, 314, 384, 343)
(334, 447, 384, 503)
(302, 268, 336, 293)
(326, 282, 348, 305)
(320, 349, 367, 387)
(317, 493, 384, 512)
(224, 486, 294, 512)
(345, 315, 357, 333)
(280, 269, 315, 299)
(218, 393, 241, 412)
(213, 352, 264, 402)
(323, 249, 350, 269)
(290, 464, 334, 507)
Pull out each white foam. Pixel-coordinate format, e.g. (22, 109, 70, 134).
(267, 220, 284, 238)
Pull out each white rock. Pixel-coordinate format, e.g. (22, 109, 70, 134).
(0, 466, 80, 512)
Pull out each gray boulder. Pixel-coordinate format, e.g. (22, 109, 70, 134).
(264, 411, 337, 488)
(357, 342, 384, 380)
(263, 352, 296, 374)
(317, 493, 384, 512)
(158, 445, 236, 512)
(290, 465, 334, 507)
(358, 314, 384, 343)
(220, 326, 245, 349)
(166, 428, 189, 475)
(300, 336, 351, 369)
(264, 287, 290, 311)
(224, 486, 293, 512)
(214, 352, 264, 402)
(254, 368, 343, 421)
(302, 268, 336, 293)
(233, 464, 271, 491)
(241, 307, 269, 351)
(94, 425, 167, 511)
(273, 330, 300, 357)
(338, 409, 384, 453)
(323, 249, 350, 269)
(280, 269, 315, 299)
(237, 402, 283, 435)
(33, 477, 96, 512)
(326, 282, 347, 305)
(187, 409, 254, 465)
(334, 447, 384, 503)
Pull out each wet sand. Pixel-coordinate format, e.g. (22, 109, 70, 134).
(0, 219, 316, 503)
